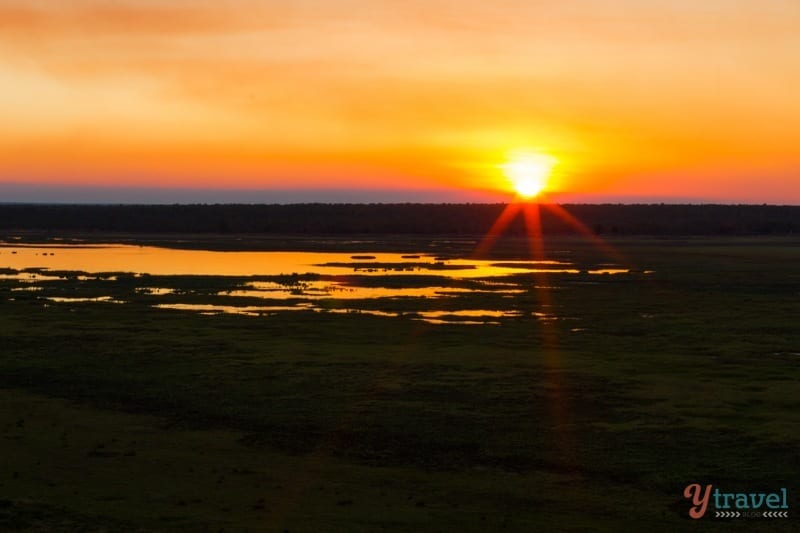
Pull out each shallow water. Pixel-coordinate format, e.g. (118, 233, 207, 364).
(45, 296, 123, 304)
(0, 244, 585, 278)
(219, 281, 525, 300)
(1, 242, 641, 324)
(154, 302, 316, 316)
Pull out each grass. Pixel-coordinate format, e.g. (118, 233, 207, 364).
(1, 236, 799, 530)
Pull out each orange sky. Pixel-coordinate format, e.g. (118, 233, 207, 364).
(1, 1, 799, 203)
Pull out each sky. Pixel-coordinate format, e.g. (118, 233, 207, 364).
(1, 0, 799, 204)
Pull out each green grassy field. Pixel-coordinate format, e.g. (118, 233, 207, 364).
(1, 236, 799, 531)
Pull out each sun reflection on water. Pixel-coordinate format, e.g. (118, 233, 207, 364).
(1, 242, 648, 326)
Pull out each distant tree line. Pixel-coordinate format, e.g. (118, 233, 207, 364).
(0, 203, 798, 236)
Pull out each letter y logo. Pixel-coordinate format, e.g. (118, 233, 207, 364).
(684, 483, 712, 519)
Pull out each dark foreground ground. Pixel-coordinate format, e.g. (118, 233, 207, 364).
(1, 235, 799, 531)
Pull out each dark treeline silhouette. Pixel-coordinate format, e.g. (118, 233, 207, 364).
(0, 204, 799, 236)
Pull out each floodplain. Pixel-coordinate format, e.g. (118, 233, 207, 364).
(1, 234, 799, 531)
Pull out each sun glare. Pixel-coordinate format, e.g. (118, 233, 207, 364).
(503, 153, 556, 199)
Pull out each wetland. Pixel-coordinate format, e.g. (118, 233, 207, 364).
(1, 233, 799, 531)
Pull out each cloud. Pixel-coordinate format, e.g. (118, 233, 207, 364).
(0, 1, 291, 36)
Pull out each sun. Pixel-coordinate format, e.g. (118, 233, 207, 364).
(502, 152, 556, 199)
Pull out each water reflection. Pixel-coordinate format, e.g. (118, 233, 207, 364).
(324, 309, 398, 318)
(406, 309, 534, 325)
(1, 242, 647, 326)
(417, 310, 523, 318)
(0, 272, 114, 282)
(136, 287, 176, 295)
(152, 303, 519, 324)
(587, 269, 629, 275)
(45, 296, 123, 303)
(0, 272, 63, 282)
(1, 244, 579, 278)
(154, 303, 315, 316)
(219, 281, 524, 300)
(155, 303, 396, 319)
(416, 319, 502, 326)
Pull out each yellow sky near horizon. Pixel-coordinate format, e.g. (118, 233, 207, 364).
(1, 0, 799, 201)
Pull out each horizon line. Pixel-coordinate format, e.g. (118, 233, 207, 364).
(0, 183, 797, 206)
(1, 201, 799, 208)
